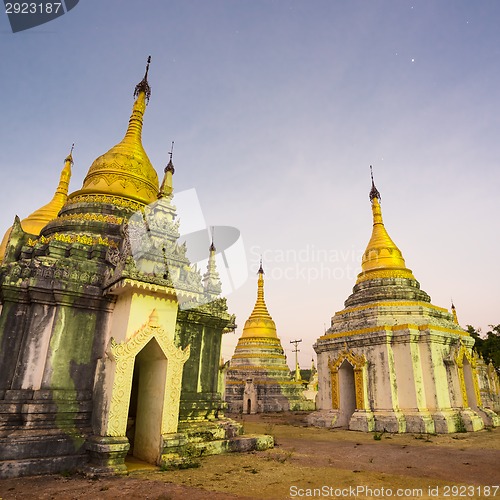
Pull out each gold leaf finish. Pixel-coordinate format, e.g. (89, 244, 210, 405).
(357, 196, 415, 284)
(70, 91, 159, 206)
(241, 265, 277, 339)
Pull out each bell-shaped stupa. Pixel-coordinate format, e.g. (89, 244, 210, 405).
(309, 168, 496, 433)
(225, 262, 314, 413)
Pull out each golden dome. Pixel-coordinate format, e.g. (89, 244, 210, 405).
(356, 172, 415, 284)
(0, 150, 73, 261)
(69, 59, 159, 206)
(241, 264, 278, 338)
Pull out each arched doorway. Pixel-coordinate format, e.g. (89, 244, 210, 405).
(337, 359, 356, 427)
(243, 379, 257, 414)
(127, 338, 168, 464)
(328, 347, 367, 415)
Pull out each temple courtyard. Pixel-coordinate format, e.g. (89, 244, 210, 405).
(0, 412, 498, 500)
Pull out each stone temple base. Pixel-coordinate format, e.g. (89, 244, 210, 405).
(476, 407, 500, 427)
(306, 410, 340, 428)
(0, 431, 88, 479)
(84, 418, 273, 475)
(0, 390, 91, 479)
(348, 410, 376, 432)
(0, 412, 273, 478)
(369, 410, 445, 433)
(308, 408, 486, 434)
(430, 408, 484, 433)
(459, 409, 485, 432)
(84, 436, 130, 475)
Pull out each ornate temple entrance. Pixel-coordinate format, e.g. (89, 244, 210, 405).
(97, 310, 190, 470)
(127, 338, 168, 464)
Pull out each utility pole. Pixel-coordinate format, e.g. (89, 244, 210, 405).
(290, 339, 302, 382)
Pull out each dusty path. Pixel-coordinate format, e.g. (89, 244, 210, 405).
(0, 412, 499, 500)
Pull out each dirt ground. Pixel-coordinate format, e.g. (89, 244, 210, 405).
(1, 412, 499, 500)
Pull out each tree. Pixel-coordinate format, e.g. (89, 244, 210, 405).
(467, 324, 500, 370)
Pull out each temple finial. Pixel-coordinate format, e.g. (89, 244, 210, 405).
(165, 141, 175, 174)
(158, 140, 176, 198)
(451, 300, 459, 325)
(258, 257, 264, 274)
(65, 143, 75, 164)
(134, 55, 152, 104)
(209, 226, 215, 252)
(369, 165, 381, 202)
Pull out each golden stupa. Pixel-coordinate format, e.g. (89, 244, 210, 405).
(310, 169, 491, 434)
(69, 57, 159, 206)
(225, 263, 314, 413)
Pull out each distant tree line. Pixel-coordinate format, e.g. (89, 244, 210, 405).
(467, 324, 500, 370)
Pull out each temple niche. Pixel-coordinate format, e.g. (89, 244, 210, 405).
(225, 263, 314, 413)
(309, 172, 500, 433)
(0, 59, 271, 479)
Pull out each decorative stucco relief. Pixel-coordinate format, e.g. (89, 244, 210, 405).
(105, 310, 190, 437)
(328, 347, 367, 410)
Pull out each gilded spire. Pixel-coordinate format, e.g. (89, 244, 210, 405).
(357, 168, 415, 283)
(65, 143, 74, 164)
(71, 57, 158, 205)
(451, 301, 459, 325)
(134, 55, 152, 104)
(56, 143, 73, 195)
(0, 145, 74, 261)
(20, 146, 74, 235)
(158, 141, 175, 198)
(369, 165, 381, 202)
(241, 261, 277, 338)
(0, 149, 71, 260)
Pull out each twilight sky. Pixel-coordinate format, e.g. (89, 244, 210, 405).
(1, 1, 499, 368)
